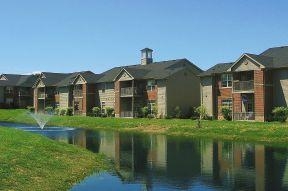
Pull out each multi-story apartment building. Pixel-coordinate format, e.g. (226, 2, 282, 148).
(200, 46, 288, 122)
(33, 71, 100, 115)
(97, 48, 202, 118)
(0, 74, 38, 108)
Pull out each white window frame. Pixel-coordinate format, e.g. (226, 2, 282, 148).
(221, 74, 232, 88)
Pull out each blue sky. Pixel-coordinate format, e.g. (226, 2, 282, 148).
(0, 0, 287, 74)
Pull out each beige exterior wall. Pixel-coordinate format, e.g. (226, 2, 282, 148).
(200, 76, 213, 117)
(273, 69, 288, 107)
(0, 87, 4, 103)
(166, 68, 201, 117)
(117, 70, 133, 81)
(59, 87, 69, 108)
(98, 83, 115, 109)
(232, 57, 261, 72)
(156, 80, 167, 117)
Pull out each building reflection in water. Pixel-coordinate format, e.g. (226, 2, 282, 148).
(56, 128, 288, 190)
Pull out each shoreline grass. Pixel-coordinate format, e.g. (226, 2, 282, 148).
(1, 109, 288, 145)
(0, 126, 110, 190)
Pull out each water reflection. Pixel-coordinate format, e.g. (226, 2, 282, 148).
(56, 129, 288, 190)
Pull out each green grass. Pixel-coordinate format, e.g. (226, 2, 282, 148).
(1, 109, 288, 145)
(0, 126, 110, 191)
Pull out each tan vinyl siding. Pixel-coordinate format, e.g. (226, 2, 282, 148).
(98, 83, 115, 109)
(156, 80, 167, 117)
(59, 87, 70, 108)
(166, 69, 201, 117)
(273, 69, 288, 107)
(201, 76, 213, 117)
(232, 57, 261, 72)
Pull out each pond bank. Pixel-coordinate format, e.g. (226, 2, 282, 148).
(1, 109, 288, 145)
(0, 126, 110, 190)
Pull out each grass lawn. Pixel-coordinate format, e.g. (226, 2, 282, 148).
(0, 126, 110, 191)
(1, 109, 288, 145)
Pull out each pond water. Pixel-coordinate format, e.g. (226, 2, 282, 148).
(2, 122, 288, 190)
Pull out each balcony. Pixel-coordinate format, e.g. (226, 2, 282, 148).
(233, 112, 255, 120)
(38, 93, 46, 99)
(120, 87, 142, 97)
(73, 90, 83, 97)
(120, 111, 138, 118)
(233, 80, 254, 92)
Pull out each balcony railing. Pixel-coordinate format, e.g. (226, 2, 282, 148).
(233, 112, 255, 120)
(233, 80, 254, 92)
(73, 90, 83, 97)
(38, 93, 46, 99)
(121, 111, 134, 118)
(120, 87, 142, 97)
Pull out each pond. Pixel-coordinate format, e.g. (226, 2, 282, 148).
(2, 122, 288, 190)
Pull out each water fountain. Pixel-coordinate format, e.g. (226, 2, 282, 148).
(29, 112, 52, 129)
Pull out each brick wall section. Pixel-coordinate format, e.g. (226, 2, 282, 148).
(233, 93, 242, 113)
(215, 75, 233, 119)
(264, 70, 273, 120)
(34, 88, 38, 111)
(82, 84, 87, 114)
(86, 84, 97, 115)
(147, 87, 157, 101)
(254, 70, 265, 121)
(114, 81, 120, 117)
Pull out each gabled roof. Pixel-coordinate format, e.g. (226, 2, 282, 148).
(99, 58, 202, 82)
(199, 62, 233, 77)
(57, 71, 101, 87)
(0, 74, 38, 87)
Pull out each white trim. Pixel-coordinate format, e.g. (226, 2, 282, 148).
(72, 74, 87, 85)
(0, 74, 8, 81)
(113, 68, 134, 81)
(227, 54, 265, 72)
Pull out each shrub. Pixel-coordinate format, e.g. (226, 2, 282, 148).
(92, 107, 101, 117)
(174, 106, 182, 118)
(54, 107, 60, 115)
(140, 106, 149, 118)
(59, 108, 66, 116)
(147, 114, 155, 119)
(272, 107, 288, 122)
(152, 105, 158, 116)
(26, 106, 35, 113)
(195, 105, 208, 120)
(45, 106, 54, 115)
(66, 107, 73, 116)
(221, 107, 232, 121)
(106, 107, 114, 117)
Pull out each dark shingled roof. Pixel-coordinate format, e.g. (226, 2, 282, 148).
(97, 59, 202, 82)
(260, 46, 288, 68)
(199, 62, 233, 77)
(57, 71, 101, 87)
(0, 74, 38, 87)
(39, 72, 71, 87)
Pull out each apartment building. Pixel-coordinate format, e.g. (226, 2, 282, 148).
(0, 74, 37, 108)
(200, 46, 288, 122)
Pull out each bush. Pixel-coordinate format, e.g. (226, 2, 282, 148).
(272, 107, 288, 122)
(152, 105, 158, 117)
(106, 107, 114, 117)
(174, 106, 182, 118)
(195, 105, 208, 120)
(92, 107, 101, 117)
(26, 106, 35, 113)
(66, 107, 73, 116)
(147, 114, 155, 119)
(45, 106, 54, 115)
(54, 107, 60, 115)
(221, 107, 232, 121)
(139, 107, 149, 118)
(59, 108, 66, 116)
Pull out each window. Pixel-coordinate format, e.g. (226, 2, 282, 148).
(6, 87, 13, 94)
(221, 74, 232, 87)
(146, 80, 156, 91)
(222, 98, 232, 109)
(101, 101, 106, 113)
(147, 101, 156, 114)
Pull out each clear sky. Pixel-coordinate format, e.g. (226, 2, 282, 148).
(0, 0, 287, 74)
